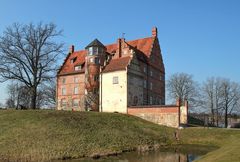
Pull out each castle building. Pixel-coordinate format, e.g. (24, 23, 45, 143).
(56, 27, 165, 113)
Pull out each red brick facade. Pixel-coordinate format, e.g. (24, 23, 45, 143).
(57, 27, 165, 111)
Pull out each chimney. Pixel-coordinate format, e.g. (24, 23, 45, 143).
(69, 45, 74, 54)
(152, 27, 158, 37)
(116, 38, 123, 58)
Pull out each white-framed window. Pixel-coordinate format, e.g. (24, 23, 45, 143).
(113, 76, 119, 84)
(144, 80, 147, 88)
(74, 77, 79, 83)
(61, 99, 67, 107)
(74, 65, 82, 71)
(90, 58, 94, 63)
(160, 75, 165, 81)
(62, 78, 66, 84)
(88, 47, 93, 55)
(150, 70, 153, 77)
(62, 87, 66, 95)
(143, 66, 147, 73)
(150, 82, 153, 90)
(72, 99, 79, 107)
(74, 86, 78, 94)
(93, 47, 98, 55)
(150, 96, 153, 105)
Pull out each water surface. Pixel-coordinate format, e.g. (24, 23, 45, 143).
(62, 151, 201, 162)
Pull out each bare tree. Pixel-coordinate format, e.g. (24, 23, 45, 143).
(202, 77, 224, 126)
(0, 22, 64, 109)
(39, 79, 56, 108)
(85, 92, 99, 111)
(167, 73, 200, 108)
(214, 78, 223, 126)
(5, 83, 18, 108)
(220, 79, 240, 128)
(203, 77, 215, 124)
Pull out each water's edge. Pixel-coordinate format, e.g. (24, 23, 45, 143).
(54, 144, 218, 162)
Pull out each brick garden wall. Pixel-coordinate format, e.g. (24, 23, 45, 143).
(128, 105, 180, 128)
(127, 100, 188, 128)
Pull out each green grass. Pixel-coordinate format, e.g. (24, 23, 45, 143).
(180, 128, 240, 162)
(0, 110, 175, 161)
(0, 110, 240, 162)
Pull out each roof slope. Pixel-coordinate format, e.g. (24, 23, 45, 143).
(127, 37, 153, 57)
(58, 50, 86, 75)
(58, 37, 154, 75)
(102, 56, 132, 73)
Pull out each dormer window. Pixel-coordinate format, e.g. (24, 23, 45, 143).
(93, 47, 98, 55)
(70, 57, 77, 64)
(88, 47, 93, 55)
(74, 65, 82, 71)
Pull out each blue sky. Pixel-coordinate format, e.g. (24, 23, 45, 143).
(0, 0, 240, 104)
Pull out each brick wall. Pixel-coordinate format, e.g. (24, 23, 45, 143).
(127, 100, 188, 128)
(57, 74, 85, 111)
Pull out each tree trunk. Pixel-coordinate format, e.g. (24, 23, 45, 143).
(211, 102, 215, 125)
(224, 105, 228, 128)
(30, 86, 37, 109)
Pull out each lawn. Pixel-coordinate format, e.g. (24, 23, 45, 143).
(0, 110, 239, 162)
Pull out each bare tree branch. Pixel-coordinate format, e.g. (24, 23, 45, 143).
(0, 22, 64, 109)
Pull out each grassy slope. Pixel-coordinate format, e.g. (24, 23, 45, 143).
(0, 110, 239, 162)
(0, 110, 175, 161)
(180, 128, 240, 162)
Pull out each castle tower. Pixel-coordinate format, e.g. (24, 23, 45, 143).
(85, 39, 106, 111)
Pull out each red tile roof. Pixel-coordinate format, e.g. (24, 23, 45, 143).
(103, 56, 132, 73)
(58, 50, 86, 75)
(58, 36, 154, 75)
(127, 37, 153, 57)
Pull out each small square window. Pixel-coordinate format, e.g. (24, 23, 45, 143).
(61, 99, 67, 107)
(93, 47, 98, 55)
(113, 76, 119, 84)
(150, 71, 153, 77)
(88, 47, 93, 55)
(90, 58, 94, 63)
(74, 87, 78, 94)
(73, 99, 79, 107)
(143, 80, 147, 88)
(143, 66, 147, 73)
(62, 87, 66, 95)
(150, 82, 153, 90)
(62, 78, 66, 84)
(150, 96, 153, 105)
(74, 65, 82, 71)
(74, 77, 79, 83)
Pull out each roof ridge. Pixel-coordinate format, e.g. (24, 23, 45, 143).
(104, 36, 152, 47)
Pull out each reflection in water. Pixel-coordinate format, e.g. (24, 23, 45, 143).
(63, 151, 200, 162)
